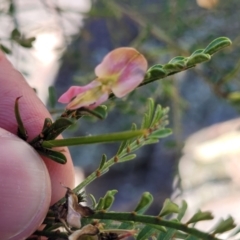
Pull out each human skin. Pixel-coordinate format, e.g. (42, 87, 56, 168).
(0, 50, 75, 239)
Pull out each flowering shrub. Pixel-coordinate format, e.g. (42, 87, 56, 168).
(14, 37, 238, 240)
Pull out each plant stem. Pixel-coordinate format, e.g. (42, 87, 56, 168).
(89, 212, 220, 240)
(42, 130, 146, 148)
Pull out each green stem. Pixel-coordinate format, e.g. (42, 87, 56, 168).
(42, 130, 146, 148)
(89, 212, 220, 240)
(73, 135, 148, 193)
(31, 230, 68, 239)
(141, 65, 195, 86)
(53, 135, 148, 206)
(14, 96, 28, 140)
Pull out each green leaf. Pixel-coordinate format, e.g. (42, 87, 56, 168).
(131, 123, 137, 130)
(80, 105, 108, 119)
(186, 53, 211, 67)
(149, 224, 166, 233)
(96, 190, 118, 211)
(99, 154, 107, 170)
(11, 28, 36, 48)
(168, 56, 186, 64)
(118, 221, 135, 230)
(103, 195, 115, 210)
(177, 200, 188, 221)
(42, 129, 146, 148)
(119, 154, 136, 162)
(150, 105, 163, 127)
(187, 210, 213, 224)
(17, 37, 36, 48)
(163, 106, 170, 115)
(141, 98, 155, 129)
(137, 225, 156, 240)
(88, 194, 97, 209)
(48, 86, 57, 108)
(41, 118, 53, 132)
(204, 37, 232, 55)
(168, 57, 187, 70)
(174, 232, 189, 239)
(147, 64, 167, 79)
(8, 1, 15, 15)
(212, 216, 236, 234)
(173, 61, 186, 69)
(141, 113, 149, 129)
(95, 198, 104, 210)
(117, 140, 128, 155)
(143, 138, 159, 145)
(157, 228, 176, 240)
(11, 28, 21, 39)
(145, 98, 155, 128)
(147, 98, 155, 117)
(0, 44, 12, 54)
(190, 49, 204, 56)
(163, 63, 182, 73)
(29, 118, 53, 146)
(116, 123, 137, 155)
(37, 148, 67, 164)
(104, 190, 118, 197)
(14, 97, 28, 141)
(43, 118, 73, 140)
(150, 128, 172, 139)
(134, 192, 154, 214)
(159, 199, 179, 217)
(103, 190, 118, 210)
(93, 105, 108, 119)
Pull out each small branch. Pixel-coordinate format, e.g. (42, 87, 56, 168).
(90, 212, 220, 240)
(42, 130, 146, 148)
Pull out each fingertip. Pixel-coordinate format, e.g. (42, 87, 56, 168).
(0, 128, 51, 240)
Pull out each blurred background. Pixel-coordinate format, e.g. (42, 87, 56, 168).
(1, 0, 240, 232)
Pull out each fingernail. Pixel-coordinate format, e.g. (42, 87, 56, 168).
(0, 128, 51, 240)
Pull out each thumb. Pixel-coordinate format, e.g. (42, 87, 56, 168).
(0, 128, 51, 240)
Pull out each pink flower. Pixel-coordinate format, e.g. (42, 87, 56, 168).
(58, 47, 148, 110)
(58, 80, 107, 110)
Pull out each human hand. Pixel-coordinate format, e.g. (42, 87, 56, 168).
(0, 51, 75, 239)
